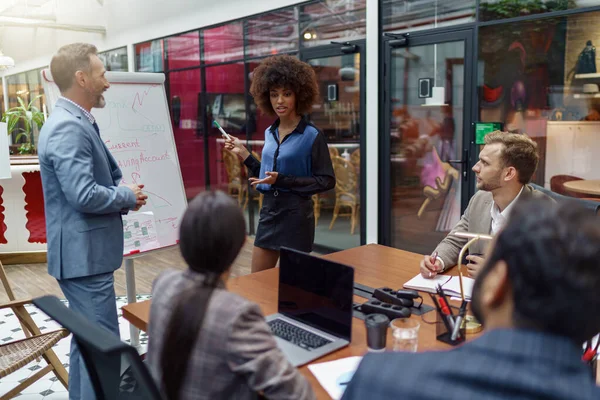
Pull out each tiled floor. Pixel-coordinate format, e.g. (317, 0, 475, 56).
(0, 295, 150, 399)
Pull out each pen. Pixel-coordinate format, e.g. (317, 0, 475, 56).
(430, 250, 439, 272)
(450, 299, 468, 341)
(429, 293, 452, 334)
(213, 120, 231, 140)
(436, 285, 455, 331)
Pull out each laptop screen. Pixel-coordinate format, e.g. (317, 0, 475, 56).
(278, 247, 354, 341)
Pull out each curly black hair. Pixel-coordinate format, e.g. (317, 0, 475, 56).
(249, 55, 319, 116)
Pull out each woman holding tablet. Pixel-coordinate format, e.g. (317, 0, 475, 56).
(225, 55, 335, 272)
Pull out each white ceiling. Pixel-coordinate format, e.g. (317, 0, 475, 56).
(0, 0, 304, 73)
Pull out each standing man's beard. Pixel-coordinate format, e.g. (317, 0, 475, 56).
(95, 94, 106, 109)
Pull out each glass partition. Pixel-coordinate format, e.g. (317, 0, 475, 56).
(478, 11, 600, 195)
(300, 1, 366, 48)
(166, 31, 200, 70)
(98, 47, 129, 72)
(203, 22, 244, 63)
(135, 40, 164, 72)
(479, 0, 600, 22)
(245, 9, 299, 58)
(382, 0, 476, 33)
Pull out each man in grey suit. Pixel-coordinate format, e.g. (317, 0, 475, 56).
(421, 131, 551, 279)
(343, 200, 600, 400)
(38, 43, 147, 400)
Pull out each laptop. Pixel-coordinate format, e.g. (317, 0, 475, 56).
(265, 247, 354, 367)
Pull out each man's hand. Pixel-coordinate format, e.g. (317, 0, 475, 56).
(124, 184, 148, 211)
(466, 254, 485, 278)
(420, 255, 443, 279)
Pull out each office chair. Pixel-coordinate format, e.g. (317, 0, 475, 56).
(530, 183, 600, 215)
(32, 296, 163, 400)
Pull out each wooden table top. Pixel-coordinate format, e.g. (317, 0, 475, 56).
(564, 179, 600, 196)
(122, 244, 473, 399)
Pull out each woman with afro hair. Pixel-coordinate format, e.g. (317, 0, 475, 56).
(225, 55, 335, 272)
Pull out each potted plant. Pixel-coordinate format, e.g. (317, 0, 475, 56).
(2, 95, 45, 155)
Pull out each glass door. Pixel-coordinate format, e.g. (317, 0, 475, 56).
(302, 40, 365, 251)
(381, 30, 475, 254)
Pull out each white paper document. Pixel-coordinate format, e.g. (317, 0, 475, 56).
(403, 273, 475, 300)
(122, 211, 160, 255)
(308, 356, 363, 400)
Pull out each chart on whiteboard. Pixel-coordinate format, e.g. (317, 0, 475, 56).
(91, 82, 187, 253)
(123, 212, 160, 254)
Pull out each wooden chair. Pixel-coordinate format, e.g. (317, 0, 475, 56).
(312, 194, 321, 226)
(328, 146, 339, 160)
(0, 260, 68, 399)
(329, 156, 359, 235)
(550, 174, 585, 198)
(350, 148, 360, 173)
(250, 151, 263, 210)
(222, 148, 248, 209)
(417, 148, 460, 219)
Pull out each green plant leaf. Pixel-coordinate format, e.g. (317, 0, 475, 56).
(27, 95, 43, 110)
(14, 132, 30, 143)
(16, 96, 26, 110)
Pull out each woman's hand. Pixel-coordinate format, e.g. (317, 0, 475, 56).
(249, 171, 278, 187)
(224, 136, 250, 160)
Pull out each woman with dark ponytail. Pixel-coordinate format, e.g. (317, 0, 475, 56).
(146, 191, 314, 400)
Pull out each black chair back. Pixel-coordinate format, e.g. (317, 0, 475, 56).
(530, 183, 600, 215)
(33, 295, 163, 400)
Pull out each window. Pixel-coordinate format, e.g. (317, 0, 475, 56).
(98, 47, 128, 72)
(168, 68, 204, 199)
(135, 40, 164, 72)
(204, 63, 246, 192)
(166, 31, 200, 70)
(382, 0, 476, 33)
(479, 0, 600, 22)
(478, 11, 600, 191)
(245, 9, 299, 58)
(203, 22, 244, 64)
(300, 0, 366, 48)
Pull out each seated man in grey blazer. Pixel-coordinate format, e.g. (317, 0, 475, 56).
(343, 200, 600, 400)
(147, 191, 315, 400)
(420, 131, 551, 279)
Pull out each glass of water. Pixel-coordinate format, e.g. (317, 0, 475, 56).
(390, 318, 420, 352)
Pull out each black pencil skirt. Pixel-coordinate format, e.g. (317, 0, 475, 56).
(254, 191, 315, 252)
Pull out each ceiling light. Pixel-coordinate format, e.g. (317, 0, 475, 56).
(0, 51, 15, 70)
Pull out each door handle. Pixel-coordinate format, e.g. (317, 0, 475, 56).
(446, 149, 470, 181)
(447, 149, 469, 166)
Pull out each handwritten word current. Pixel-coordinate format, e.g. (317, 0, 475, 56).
(105, 139, 141, 152)
(118, 151, 171, 171)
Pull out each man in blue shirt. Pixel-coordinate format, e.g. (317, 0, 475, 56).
(343, 200, 600, 400)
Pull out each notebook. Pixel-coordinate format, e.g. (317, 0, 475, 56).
(403, 274, 475, 300)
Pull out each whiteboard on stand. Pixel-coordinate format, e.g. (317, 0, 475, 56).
(41, 69, 187, 256)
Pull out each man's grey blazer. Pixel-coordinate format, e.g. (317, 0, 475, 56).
(38, 98, 136, 280)
(434, 184, 553, 269)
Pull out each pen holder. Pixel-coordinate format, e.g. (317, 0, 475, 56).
(435, 310, 465, 346)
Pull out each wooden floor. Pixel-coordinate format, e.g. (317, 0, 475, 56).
(0, 237, 255, 302)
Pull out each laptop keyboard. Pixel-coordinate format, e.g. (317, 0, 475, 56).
(268, 319, 332, 351)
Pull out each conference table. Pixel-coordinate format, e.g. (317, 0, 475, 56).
(122, 244, 481, 398)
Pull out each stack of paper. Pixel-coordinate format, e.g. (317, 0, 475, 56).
(403, 273, 475, 300)
(308, 356, 363, 399)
